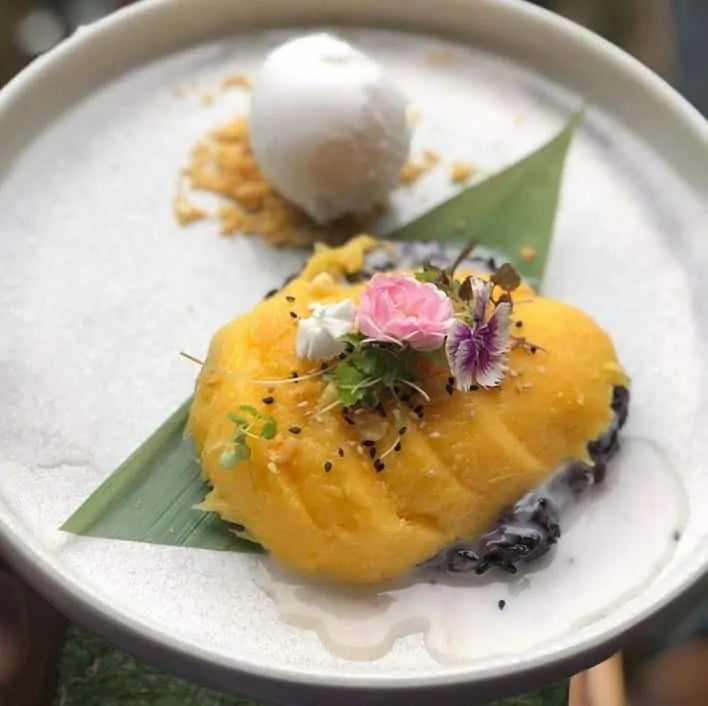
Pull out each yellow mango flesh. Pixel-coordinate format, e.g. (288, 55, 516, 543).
(188, 238, 627, 584)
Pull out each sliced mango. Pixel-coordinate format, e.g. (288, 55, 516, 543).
(188, 239, 626, 583)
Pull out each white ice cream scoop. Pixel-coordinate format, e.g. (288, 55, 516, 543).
(249, 33, 411, 223)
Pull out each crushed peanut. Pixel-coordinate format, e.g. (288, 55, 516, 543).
(177, 116, 375, 247)
(520, 246, 537, 262)
(399, 148, 440, 185)
(422, 148, 440, 164)
(399, 160, 427, 185)
(450, 161, 478, 184)
(173, 189, 206, 225)
(221, 73, 252, 91)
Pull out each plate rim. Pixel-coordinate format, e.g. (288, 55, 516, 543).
(1, 0, 707, 700)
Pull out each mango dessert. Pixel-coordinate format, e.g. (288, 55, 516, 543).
(188, 236, 628, 584)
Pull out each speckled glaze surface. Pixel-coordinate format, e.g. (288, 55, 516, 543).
(0, 1, 706, 704)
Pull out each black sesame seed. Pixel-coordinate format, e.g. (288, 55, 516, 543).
(672, 529, 682, 542)
(394, 441, 402, 452)
(398, 426, 407, 436)
(285, 295, 296, 302)
(515, 320, 523, 328)
(368, 446, 376, 459)
(344, 416, 355, 426)
(530, 346, 538, 354)
(374, 459, 385, 472)
(337, 447, 344, 458)
(291, 371, 299, 378)
(362, 440, 375, 447)
(289, 426, 301, 435)
(264, 288, 279, 299)
(262, 396, 274, 405)
(324, 461, 332, 472)
(289, 311, 298, 319)
(498, 599, 506, 611)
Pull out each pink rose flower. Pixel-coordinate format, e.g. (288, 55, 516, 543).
(357, 274, 454, 351)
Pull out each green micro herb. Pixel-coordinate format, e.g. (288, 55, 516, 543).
(326, 337, 419, 409)
(219, 405, 278, 469)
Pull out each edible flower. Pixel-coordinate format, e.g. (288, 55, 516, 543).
(357, 274, 454, 351)
(296, 299, 356, 360)
(446, 280, 511, 389)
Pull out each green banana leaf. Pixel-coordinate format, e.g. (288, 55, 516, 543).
(62, 111, 583, 551)
(390, 110, 583, 284)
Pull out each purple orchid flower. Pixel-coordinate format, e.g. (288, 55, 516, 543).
(445, 280, 511, 390)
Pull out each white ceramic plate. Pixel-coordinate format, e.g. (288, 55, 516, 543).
(1, 1, 706, 704)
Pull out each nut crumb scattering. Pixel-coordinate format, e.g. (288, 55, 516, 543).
(220, 73, 252, 91)
(184, 117, 312, 246)
(520, 246, 537, 262)
(172, 190, 206, 225)
(450, 161, 478, 184)
(399, 149, 440, 185)
(422, 148, 440, 164)
(178, 117, 377, 247)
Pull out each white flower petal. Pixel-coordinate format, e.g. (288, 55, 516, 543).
(296, 299, 355, 360)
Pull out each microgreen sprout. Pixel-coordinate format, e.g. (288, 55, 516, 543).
(219, 405, 278, 469)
